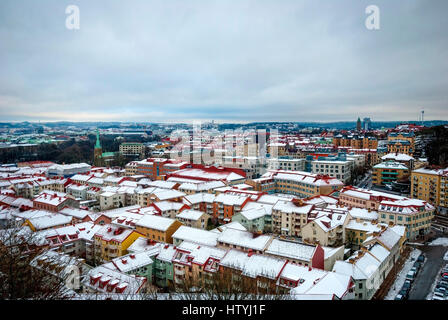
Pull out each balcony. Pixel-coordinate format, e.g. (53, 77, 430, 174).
(155, 264, 165, 270)
(155, 270, 166, 278)
(174, 268, 185, 276)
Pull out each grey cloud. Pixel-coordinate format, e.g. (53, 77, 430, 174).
(0, 0, 447, 122)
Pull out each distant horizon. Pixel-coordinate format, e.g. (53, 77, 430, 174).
(1, 119, 447, 125)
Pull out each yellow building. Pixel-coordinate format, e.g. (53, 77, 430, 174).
(93, 224, 142, 262)
(411, 167, 448, 211)
(251, 170, 344, 198)
(387, 132, 415, 155)
(345, 219, 381, 248)
(372, 161, 409, 186)
(135, 215, 183, 244)
(378, 199, 434, 240)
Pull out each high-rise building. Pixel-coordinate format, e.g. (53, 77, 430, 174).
(356, 117, 362, 131)
(363, 117, 371, 131)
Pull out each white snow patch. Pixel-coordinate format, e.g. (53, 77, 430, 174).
(429, 237, 448, 246)
(384, 248, 422, 300)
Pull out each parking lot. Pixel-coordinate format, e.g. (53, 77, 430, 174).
(407, 244, 448, 300)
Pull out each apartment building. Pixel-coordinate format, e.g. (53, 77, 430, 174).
(99, 191, 126, 211)
(264, 238, 325, 269)
(93, 224, 142, 262)
(175, 209, 211, 229)
(333, 135, 378, 150)
(338, 186, 435, 240)
(33, 192, 70, 212)
(135, 215, 182, 244)
(167, 164, 247, 186)
(151, 200, 189, 218)
(387, 132, 415, 155)
(83, 265, 147, 295)
(310, 159, 353, 183)
(372, 161, 409, 186)
(172, 241, 227, 287)
(216, 228, 273, 254)
(301, 207, 350, 247)
(211, 193, 252, 224)
(333, 229, 401, 300)
(378, 198, 434, 240)
(215, 156, 265, 179)
(258, 170, 344, 198)
(35, 221, 102, 263)
(411, 167, 448, 210)
(381, 153, 415, 170)
(47, 163, 91, 178)
(24, 214, 73, 232)
(232, 205, 272, 234)
(125, 158, 189, 179)
(172, 226, 219, 247)
(349, 149, 381, 167)
(271, 199, 313, 237)
(119, 142, 145, 157)
(153, 244, 177, 288)
(339, 186, 407, 210)
(266, 158, 305, 172)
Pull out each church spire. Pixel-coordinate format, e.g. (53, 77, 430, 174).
(95, 128, 101, 149)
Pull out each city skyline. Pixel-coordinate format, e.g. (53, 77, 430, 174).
(1, 0, 448, 122)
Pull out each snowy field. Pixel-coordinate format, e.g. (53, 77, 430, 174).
(428, 237, 448, 246)
(384, 248, 422, 300)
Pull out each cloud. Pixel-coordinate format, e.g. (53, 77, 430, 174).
(0, 0, 447, 122)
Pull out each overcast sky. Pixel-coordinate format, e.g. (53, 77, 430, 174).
(0, 0, 447, 123)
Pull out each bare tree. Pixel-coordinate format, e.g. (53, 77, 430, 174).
(0, 223, 72, 299)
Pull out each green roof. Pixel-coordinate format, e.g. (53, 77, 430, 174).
(102, 152, 116, 157)
(95, 129, 102, 149)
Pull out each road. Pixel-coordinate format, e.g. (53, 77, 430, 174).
(408, 245, 448, 300)
(356, 171, 372, 189)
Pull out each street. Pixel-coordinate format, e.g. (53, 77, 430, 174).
(408, 244, 448, 300)
(356, 170, 372, 189)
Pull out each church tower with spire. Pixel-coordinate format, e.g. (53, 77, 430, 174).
(356, 117, 362, 131)
(93, 128, 103, 166)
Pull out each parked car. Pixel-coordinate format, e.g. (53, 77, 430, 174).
(417, 254, 425, 262)
(406, 271, 416, 282)
(402, 280, 412, 293)
(394, 294, 405, 300)
(432, 294, 445, 300)
(437, 280, 448, 289)
(398, 288, 409, 299)
(433, 291, 445, 299)
(413, 262, 421, 271)
(410, 266, 418, 274)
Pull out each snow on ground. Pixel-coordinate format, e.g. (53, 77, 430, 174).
(428, 237, 448, 246)
(384, 248, 422, 300)
(444, 251, 448, 261)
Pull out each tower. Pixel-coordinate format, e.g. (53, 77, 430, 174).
(356, 117, 362, 131)
(94, 128, 103, 166)
(363, 117, 371, 131)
